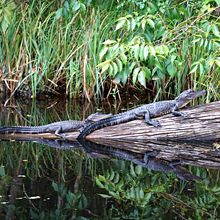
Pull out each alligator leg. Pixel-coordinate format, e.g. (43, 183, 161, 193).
(144, 151, 160, 164)
(54, 127, 67, 139)
(144, 110, 161, 127)
(172, 106, 187, 117)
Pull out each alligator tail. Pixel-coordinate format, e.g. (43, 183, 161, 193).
(77, 114, 137, 139)
(0, 126, 45, 134)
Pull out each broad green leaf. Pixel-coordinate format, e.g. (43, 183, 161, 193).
(131, 17, 136, 30)
(133, 45, 140, 60)
(147, 18, 155, 28)
(144, 192, 152, 204)
(199, 63, 204, 75)
(149, 45, 156, 56)
(167, 63, 177, 77)
(112, 61, 118, 76)
(96, 178, 105, 188)
(121, 69, 128, 85)
(55, 8, 63, 19)
(138, 70, 146, 88)
(215, 58, 220, 67)
(108, 64, 113, 76)
(212, 24, 220, 37)
(130, 164, 136, 177)
(113, 173, 120, 183)
(120, 53, 127, 64)
(143, 45, 149, 60)
(139, 188, 144, 199)
(189, 64, 198, 74)
(0, 166, 5, 177)
(113, 73, 121, 84)
(100, 61, 110, 73)
(142, 66, 151, 80)
(139, 44, 145, 61)
(129, 62, 136, 73)
(126, 19, 131, 31)
(103, 40, 117, 45)
(99, 47, 108, 60)
(109, 170, 115, 181)
(135, 165, 142, 175)
(132, 67, 140, 84)
(141, 18, 147, 30)
(116, 58, 123, 72)
(116, 18, 126, 30)
(161, 45, 169, 55)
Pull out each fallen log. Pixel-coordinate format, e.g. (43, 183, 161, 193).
(86, 101, 220, 141)
(0, 101, 220, 141)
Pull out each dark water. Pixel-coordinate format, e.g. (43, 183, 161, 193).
(0, 98, 219, 219)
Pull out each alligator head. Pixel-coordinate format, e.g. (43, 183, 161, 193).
(175, 89, 206, 108)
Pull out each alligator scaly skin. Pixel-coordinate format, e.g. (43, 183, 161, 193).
(0, 120, 84, 134)
(78, 89, 206, 139)
(0, 113, 112, 137)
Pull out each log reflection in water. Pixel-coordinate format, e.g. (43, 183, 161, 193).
(1, 136, 219, 181)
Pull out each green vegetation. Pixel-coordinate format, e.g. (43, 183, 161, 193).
(0, 0, 220, 100)
(0, 140, 219, 219)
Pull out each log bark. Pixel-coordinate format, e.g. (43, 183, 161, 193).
(86, 101, 220, 141)
(1, 101, 220, 141)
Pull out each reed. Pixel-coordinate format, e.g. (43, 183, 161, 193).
(0, 0, 219, 101)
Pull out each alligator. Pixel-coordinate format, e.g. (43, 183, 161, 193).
(0, 113, 111, 138)
(77, 89, 206, 139)
(78, 139, 202, 181)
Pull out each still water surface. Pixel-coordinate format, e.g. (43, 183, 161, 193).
(0, 97, 219, 219)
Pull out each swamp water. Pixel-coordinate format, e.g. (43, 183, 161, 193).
(0, 98, 219, 219)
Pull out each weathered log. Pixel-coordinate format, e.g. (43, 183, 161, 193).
(88, 139, 220, 169)
(86, 101, 220, 141)
(0, 101, 220, 141)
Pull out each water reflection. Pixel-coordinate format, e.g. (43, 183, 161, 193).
(0, 136, 220, 219)
(0, 98, 220, 219)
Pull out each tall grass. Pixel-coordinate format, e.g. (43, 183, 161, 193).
(0, 0, 219, 101)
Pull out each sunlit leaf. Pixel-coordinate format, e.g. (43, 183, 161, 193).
(199, 63, 204, 75)
(112, 61, 118, 76)
(212, 24, 220, 37)
(103, 40, 117, 45)
(149, 45, 156, 56)
(139, 44, 145, 61)
(147, 18, 155, 28)
(142, 66, 151, 80)
(189, 63, 198, 74)
(121, 69, 128, 85)
(96, 178, 105, 188)
(120, 53, 127, 64)
(133, 45, 140, 60)
(116, 58, 123, 72)
(108, 64, 113, 76)
(116, 18, 126, 30)
(98, 194, 112, 198)
(138, 70, 146, 88)
(143, 45, 149, 60)
(55, 8, 63, 19)
(99, 47, 108, 60)
(131, 17, 136, 30)
(132, 67, 140, 84)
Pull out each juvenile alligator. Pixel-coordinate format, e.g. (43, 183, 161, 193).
(78, 89, 206, 139)
(79, 139, 202, 181)
(0, 113, 111, 138)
